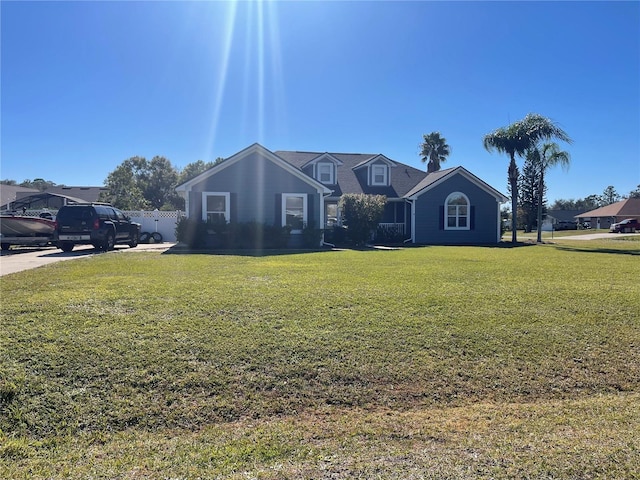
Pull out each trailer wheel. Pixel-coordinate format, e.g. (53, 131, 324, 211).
(1, 243, 10, 251)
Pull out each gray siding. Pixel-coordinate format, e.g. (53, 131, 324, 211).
(414, 174, 500, 244)
(188, 151, 321, 228)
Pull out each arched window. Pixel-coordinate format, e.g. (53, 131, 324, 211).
(445, 192, 470, 230)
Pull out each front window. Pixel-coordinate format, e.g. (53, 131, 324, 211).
(202, 192, 230, 223)
(445, 192, 470, 230)
(372, 164, 387, 186)
(282, 193, 307, 233)
(325, 203, 338, 227)
(317, 163, 334, 184)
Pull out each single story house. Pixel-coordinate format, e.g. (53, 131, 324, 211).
(575, 198, 640, 229)
(175, 143, 508, 246)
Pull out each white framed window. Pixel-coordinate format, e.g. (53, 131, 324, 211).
(325, 202, 338, 227)
(371, 164, 388, 186)
(202, 192, 230, 223)
(317, 162, 334, 184)
(445, 192, 470, 230)
(282, 193, 307, 233)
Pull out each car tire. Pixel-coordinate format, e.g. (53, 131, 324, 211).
(103, 232, 115, 251)
(129, 231, 139, 248)
(59, 242, 74, 252)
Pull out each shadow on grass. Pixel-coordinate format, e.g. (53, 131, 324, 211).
(553, 245, 640, 256)
(162, 244, 340, 257)
(162, 240, 538, 257)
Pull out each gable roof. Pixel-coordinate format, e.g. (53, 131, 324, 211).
(405, 166, 508, 202)
(301, 152, 343, 168)
(575, 198, 640, 218)
(176, 143, 331, 194)
(275, 150, 427, 198)
(0, 184, 39, 208)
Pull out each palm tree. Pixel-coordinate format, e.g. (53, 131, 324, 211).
(483, 113, 572, 244)
(535, 143, 571, 243)
(420, 132, 451, 173)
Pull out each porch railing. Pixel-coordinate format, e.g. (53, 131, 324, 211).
(377, 223, 405, 235)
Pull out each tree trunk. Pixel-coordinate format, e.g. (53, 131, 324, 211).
(536, 170, 544, 243)
(508, 155, 519, 243)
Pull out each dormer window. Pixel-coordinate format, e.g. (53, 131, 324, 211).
(371, 164, 388, 186)
(317, 162, 334, 184)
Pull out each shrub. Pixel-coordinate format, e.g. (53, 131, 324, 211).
(176, 217, 291, 249)
(175, 217, 209, 249)
(339, 194, 386, 246)
(301, 222, 323, 248)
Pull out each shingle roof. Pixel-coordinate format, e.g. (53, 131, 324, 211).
(575, 198, 640, 218)
(274, 150, 428, 199)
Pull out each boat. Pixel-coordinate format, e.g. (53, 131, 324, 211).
(0, 214, 56, 250)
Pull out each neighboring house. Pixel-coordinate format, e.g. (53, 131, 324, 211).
(575, 198, 640, 229)
(44, 186, 109, 203)
(175, 143, 508, 246)
(0, 184, 39, 209)
(546, 210, 584, 225)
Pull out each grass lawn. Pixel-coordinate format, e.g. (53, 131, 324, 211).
(1, 238, 639, 478)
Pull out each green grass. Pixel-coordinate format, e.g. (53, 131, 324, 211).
(1, 239, 639, 478)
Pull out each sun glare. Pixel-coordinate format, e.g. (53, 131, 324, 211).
(204, 0, 284, 159)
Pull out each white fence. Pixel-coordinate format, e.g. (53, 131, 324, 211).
(125, 210, 183, 243)
(17, 209, 184, 243)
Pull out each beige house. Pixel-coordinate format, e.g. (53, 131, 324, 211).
(575, 198, 640, 229)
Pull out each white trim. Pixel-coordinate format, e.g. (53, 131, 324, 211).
(444, 192, 470, 230)
(371, 164, 388, 186)
(317, 162, 335, 184)
(201, 192, 230, 223)
(406, 167, 508, 203)
(353, 154, 397, 170)
(409, 198, 416, 243)
(282, 193, 307, 233)
(302, 152, 343, 168)
(176, 143, 331, 195)
(497, 199, 503, 242)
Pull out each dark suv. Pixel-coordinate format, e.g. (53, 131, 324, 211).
(54, 203, 141, 252)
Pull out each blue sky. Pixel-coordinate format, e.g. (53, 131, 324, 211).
(1, 0, 639, 203)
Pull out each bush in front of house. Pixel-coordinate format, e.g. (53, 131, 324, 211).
(175, 217, 292, 249)
(338, 193, 387, 246)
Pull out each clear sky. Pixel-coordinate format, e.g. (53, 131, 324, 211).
(1, 0, 639, 203)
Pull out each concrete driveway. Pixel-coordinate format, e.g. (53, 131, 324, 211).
(558, 232, 640, 240)
(0, 243, 175, 276)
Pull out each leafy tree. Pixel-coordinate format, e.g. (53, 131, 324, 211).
(338, 194, 386, 246)
(600, 185, 621, 206)
(550, 196, 600, 211)
(629, 185, 640, 199)
(535, 143, 570, 243)
(2, 178, 59, 191)
(100, 157, 149, 210)
(177, 159, 223, 185)
(143, 156, 181, 210)
(420, 132, 451, 173)
(484, 113, 572, 243)
(518, 149, 543, 233)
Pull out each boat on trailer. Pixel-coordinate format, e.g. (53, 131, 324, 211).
(0, 214, 56, 250)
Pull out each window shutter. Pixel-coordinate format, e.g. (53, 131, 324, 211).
(470, 206, 475, 230)
(307, 194, 315, 228)
(275, 193, 282, 226)
(439, 206, 444, 230)
(228, 193, 236, 224)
